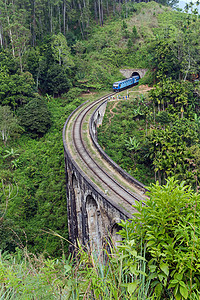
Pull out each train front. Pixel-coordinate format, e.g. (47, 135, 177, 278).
(113, 81, 120, 91)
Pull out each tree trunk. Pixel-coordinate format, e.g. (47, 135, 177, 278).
(19, 50, 23, 72)
(78, 18, 84, 38)
(39, 16, 43, 39)
(7, 16, 15, 57)
(63, 0, 66, 34)
(0, 8, 3, 47)
(58, 4, 61, 32)
(0, 22, 3, 47)
(66, 15, 68, 32)
(113, 0, 115, 15)
(125, 0, 128, 18)
(49, 3, 53, 33)
(32, 0, 36, 46)
(98, 0, 102, 26)
(94, 0, 98, 24)
(106, 0, 109, 15)
(101, 0, 103, 25)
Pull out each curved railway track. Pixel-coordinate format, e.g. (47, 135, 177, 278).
(66, 92, 147, 215)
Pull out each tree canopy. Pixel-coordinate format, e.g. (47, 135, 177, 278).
(18, 98, 51, 137)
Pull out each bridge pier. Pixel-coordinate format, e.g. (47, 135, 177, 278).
(64, 150, 130, 254)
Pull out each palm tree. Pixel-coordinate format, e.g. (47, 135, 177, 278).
(3, 148, 19, 159)
(125, 137, 140, 152)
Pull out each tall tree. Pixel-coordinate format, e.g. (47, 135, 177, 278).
(0, 105, 18, 146)
(51, 33, 74, 67)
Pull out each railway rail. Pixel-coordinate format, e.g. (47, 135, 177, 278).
(65, 92, 147, 216)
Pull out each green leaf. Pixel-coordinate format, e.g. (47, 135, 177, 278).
(130, 250, 138, 257)
(160, 262, 169, 276)
(180, 285, 188, 299)
(149, 265, 157, 273)
(179, 281, 186, 288)
(175, 293, 182, 300)
(147, 273, 157, 281)
(174, 273, 183, 281)
(154, 282, 162, 297)
(147, 240, 155, 247)
(130, 265, 138, 275)
(138, 270, 146, 276)
(158, 273, 165, 282)
(127, 281, 138, 295)
(64, 264, 72, 274)
(168, 279, 179, 288)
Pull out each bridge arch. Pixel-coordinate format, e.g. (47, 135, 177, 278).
(68, 173, 79, 250)
(72, 173, 78, 189)
(86, 195, 102, 251)
(111, 218, 122, 247)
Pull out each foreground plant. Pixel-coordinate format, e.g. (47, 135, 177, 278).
(0, 248, 73, 299)
(66, 240, 150, 300)
(119, 177, 200, 299)
(1, 178, 200, 299)
(0, 239, 149, 299)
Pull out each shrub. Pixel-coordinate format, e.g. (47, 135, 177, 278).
(18, 97, 51, 138)
(119, 178, 200, 299)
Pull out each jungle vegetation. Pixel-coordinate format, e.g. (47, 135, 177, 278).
(1, 178, 200, 299)
(1, 0, 200, 298)
(97, 3, 200, 189)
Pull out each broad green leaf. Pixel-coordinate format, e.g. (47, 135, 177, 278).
(147, 273, 157, 281)
(151, 280, 160, 288)
(180, 285, 188, 299)
(147, 240, 155, 247)
(179, 281, 186, 288)
(130, 265, 137, 275)
(174, 273, 183, 281)
(158, 273, 165, 282)
(168, 279, 178, 288)
(149, 265, 157, 272)
(130, 250, 138, 257)
(136, 256, 146, 261)
(175, 292, 182, 300)
(127, 281, 138, 295)
(160, 262, 169, 276)
(154, 282, 162, 297)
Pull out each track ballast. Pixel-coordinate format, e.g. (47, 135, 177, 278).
(66, 93, 147, 215)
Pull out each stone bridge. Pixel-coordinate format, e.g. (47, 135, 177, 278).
(63, 93, 147, 254)
(120, 68, 148, 79)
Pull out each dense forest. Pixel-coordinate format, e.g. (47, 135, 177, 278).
(1, 0, 200, 298)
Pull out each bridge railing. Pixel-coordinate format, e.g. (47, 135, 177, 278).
(62, 99, 133, 219)
(90, 99, 149, 194)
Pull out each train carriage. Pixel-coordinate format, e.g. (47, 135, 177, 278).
(113, 75, 139, 91)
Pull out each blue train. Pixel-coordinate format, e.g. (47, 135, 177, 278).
(113, 75, 139, 91)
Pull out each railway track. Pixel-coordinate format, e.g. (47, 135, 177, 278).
(65, 92, 147, 215)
